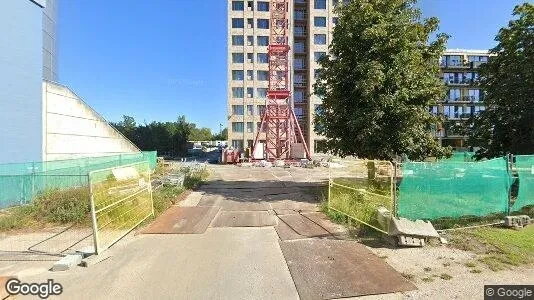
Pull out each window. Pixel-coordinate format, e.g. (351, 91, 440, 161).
(257, 53, 269, 63)
(295, 10, 305, 21)
(257, 1, 269, 11)
(232, 53, 244, 63)
(232, 105, 244, 115)
(232, 87, 244, 98)
(232, 35, 244, 46)
(232, 18, 244, 28)
(314, 17, 327, 27)
(247, 87, 254, 98)
(257, 122, 266, 132)
(247, 70, 254, 80)
(257, 105, 266, 115)
(231, 139, 244, 150)
(232, 122, 244, 132)
(246, 122, 254, 133)
(448, 88, 460, 101)
(333, 17, 339, 25)
(232, 1, 244, 11)
(314, 34, 327, 45)
(467, 89, 480, 102)
(294, 58, 305, 69)
(314, 104, 323, 114)
(257, 36, 269, 46)
(257, 19, 269, 29)
(232, 70, 244, 81)
(294, 42, 305, 53)
(247, 1, 253, 10)
(294, 90, 305, 103)
(257, 71, 269, 81)
(247, 53, 254, 63)
(257, 88, 267, 98)
(445, 55, 462, 67)
(314, 0, 326, 9)
(247, 140, 254, 148)
(246, 105, 254, 115)
(314, 52, 326, 62)
(247, 18, 254, 28)
(247, 36, 254, 46)
(314, 69, 321, 79)
(295, 26, 305, 37)
(429, 106, 438, 115)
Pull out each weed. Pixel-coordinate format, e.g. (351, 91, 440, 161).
(470, 269, 482, 274)
(401, 272, 415, 281)
(423, 267, 432, 272)
(464, 262, 477, 268)
(442, 262, 451, 267)
(440, 273, 453, 280)
(421, 277, 434, 283)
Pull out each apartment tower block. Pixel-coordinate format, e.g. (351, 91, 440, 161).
(228, 0, 341, 155)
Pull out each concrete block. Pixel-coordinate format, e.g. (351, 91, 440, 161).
(504, 215, 532, 228)
(389, 217, 439, 238)
(75, 246, 95, 258)
(52, 254, 83, 271)
(397, 235, 425, 247)
(80, 253, 112, 268)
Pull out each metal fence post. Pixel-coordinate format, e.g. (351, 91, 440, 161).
(393, 161, 398, 218)
(88, 174, 100, 255)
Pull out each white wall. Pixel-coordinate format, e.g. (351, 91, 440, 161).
(0, 0, 44, 164)
(43, 82, 141, 161)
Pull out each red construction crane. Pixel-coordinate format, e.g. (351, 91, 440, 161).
(252, 0, 311, 161)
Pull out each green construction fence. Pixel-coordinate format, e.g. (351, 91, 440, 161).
(0, 151, 157, 209)
(512, 155, 534, 212)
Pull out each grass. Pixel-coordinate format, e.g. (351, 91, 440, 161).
(152, 186, 185, 216)
(421, 277, 434, 283)
(423, 267, 432, 272)
(439, 273, 453, 280)
(442, 262, 451, 267)
(449, 225, 534, 271)
(401, 272, 415, 281)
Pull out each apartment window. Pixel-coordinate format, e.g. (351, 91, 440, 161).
(257, 53, 269, 63)
(294, 58, 305, 69)
(314, 17, 327, 27)
(247, 53, 254, 63)
(232, 87, 244, 98)
(333, 17, 339, 25)
(257, 122, 267, 132)
(314, 51, 326, 62)
(247, 18, 254, 28)
(314, 69, 321, 79)
(232, 1, 244, 11)
(295, 10, 305, 21)
(232, 53, 244, 63)
(294, 42, 305, 53)
(247, 1, 254, 10)
(429, 106, 438, 115)
(232, 122, 244, 132)
(257, 36, 269, 46)
(468, 89, 480, 102)
(314, 34, 327, 45)
(232, 139, 244, 150)
(445, 55, 462, 67)
(257, 71, 269, 81)
(247, 105, 254, 115)
(315, 0, 326, 9)
(246, 122, 254, 133)
(294, 90, 305, 103)
(257, 19, 269, 29)
(294, 74, 305, 85)
(448, 88, 460, 101)
(232, 70, 244, 81)
(295, 26, 305, 37)
(468, 55, 489, 62)
(314, 104, 323, 114)
(473, 106, 485, 115)
(232, 105, 244, 115)
(232, 35, 244, 46)
(247, 70, 254, 80)
(257, 105, 266, 115)
(257, 1, 269, 11)
(247, 87, 254, 98)
(257, 88, 268, 98)
(247, 140, 254, 148)
(232, 18, 244, 28)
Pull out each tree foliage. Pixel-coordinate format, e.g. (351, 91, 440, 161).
(467, 3, 534, 159)
(212, 128, 228, 141)
(313, 0, 451, 161)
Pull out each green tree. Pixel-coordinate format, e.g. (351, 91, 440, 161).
(313, 0, 451, 161)
(189, 126, 213, 141)
(467, 3, 534, 159)
(213, 128, 228, 141)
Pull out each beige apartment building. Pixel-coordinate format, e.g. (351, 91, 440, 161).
(227, 0, 343, 155)
(434, 49, 491, 150)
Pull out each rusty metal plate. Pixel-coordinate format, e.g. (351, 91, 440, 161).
(211, 211, 277, 227)
(276, 214, 332, 241)
(280, 239, 416, 299)
(142, 206, 220, 234)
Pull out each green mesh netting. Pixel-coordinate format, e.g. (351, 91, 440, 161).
(0, 152, 157, 208)
(512, 155, 534, 212)
(398, 158, 512, 220)
(443, 152, 476, 162)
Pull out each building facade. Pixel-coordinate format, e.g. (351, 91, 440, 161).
(42, 0, 59, 82)
(434, 49, 491, 150)
(227, 0, 340, 155)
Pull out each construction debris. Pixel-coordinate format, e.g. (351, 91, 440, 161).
(376, 207, 440, 247)
(504, 215, 532, 228)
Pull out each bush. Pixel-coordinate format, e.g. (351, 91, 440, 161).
(33, 187, 91, 224)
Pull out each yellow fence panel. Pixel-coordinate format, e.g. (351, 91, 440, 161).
(89, 162, 153, 254)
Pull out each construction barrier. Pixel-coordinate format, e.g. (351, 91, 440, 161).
(512, 155, 534, 212)
(398, 158, 512, 220)
(328, 160, 394, 233)
(0, 152, 157, 208)
(89, 162, 153, 254)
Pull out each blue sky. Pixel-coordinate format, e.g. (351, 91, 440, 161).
(58, 0, 529, 133)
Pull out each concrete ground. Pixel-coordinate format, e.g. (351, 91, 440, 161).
(5, 163, 531, 299)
